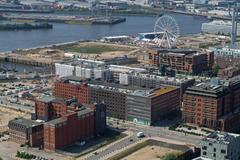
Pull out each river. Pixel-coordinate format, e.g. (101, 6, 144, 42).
(0, 13, 209, 52)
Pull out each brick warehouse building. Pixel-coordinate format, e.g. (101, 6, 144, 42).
(183, 77, 240, 132)
(9, 97, 106, 152)
(8, 118, 43, 147)
(148, 48, 214, 74)
(44, 107, 95, 151)
(53, 78, 89, 104)
(53, 76, 181, 122)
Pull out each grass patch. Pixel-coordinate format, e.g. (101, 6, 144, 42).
(53, 43, 133, 54)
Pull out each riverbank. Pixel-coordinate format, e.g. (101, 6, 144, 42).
(0, 13, 208, 52)
(0, 23, 53, 31)
(53, 5, 230, 20)
(2, 14, 126, 25)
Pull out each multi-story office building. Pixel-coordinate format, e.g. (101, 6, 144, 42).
(200, 131, 240, 160)
(127, 86, 180, 125)
(8, 118, 43, 147)
(148, 48, 214, 74)
(127, 72, 195, 101)
(183, 77, 240, 132)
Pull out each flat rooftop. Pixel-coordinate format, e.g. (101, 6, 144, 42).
(203, 131, 240, 145)
(45, 107, 93, 126)
(131, 86, 177, 98)
(9, 117, 42, 128)
(186, 76, 240, 98)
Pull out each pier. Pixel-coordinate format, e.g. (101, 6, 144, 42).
(0, 54, 53, 67)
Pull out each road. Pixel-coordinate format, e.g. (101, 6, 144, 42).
(79, 118, 202, 160)
(83, 135, 141, 160)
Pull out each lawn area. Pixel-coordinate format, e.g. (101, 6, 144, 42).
(53, 42, 133, 54)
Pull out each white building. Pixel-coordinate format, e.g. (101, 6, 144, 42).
(200, 131, 240, 160)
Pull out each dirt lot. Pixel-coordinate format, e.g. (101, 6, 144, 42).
(0, 107, 30, 132)
(121, 145, 181, 160)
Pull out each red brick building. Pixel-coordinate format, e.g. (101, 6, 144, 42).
(34, 96, 106, 151)
(218, 66, 240, 79)
(44, 108, 95, 151)
(8, 118, 44, 147)
(148, 48, 214, 74)
(183, 78, 240, 132)
(35, 97, 69, 121)
(53, 77, 89, 104)
(8, 96, 107, 152)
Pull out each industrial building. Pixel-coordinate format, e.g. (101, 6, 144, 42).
(183, 77, 240, 132)
(40, 97, 106, 151)
(127, 86, 180, 125)
(53, 76, 181, 122)
(44, 107, 95, 151)
(9, 96, 106, 152)
(148, 48, 214, 74)
(199, 131, 240, 160)
(8, 118, 43, 147)
(53, 77, 89, 104)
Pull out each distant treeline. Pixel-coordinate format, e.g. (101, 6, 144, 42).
(0, 23, 53, 30)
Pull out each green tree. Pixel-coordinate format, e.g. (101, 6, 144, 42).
(213, 65, 221, 76)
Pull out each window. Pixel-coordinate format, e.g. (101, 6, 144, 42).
(209, 143, 212, 146)
(221, 149, 226, 154)
(202, 146, 207, 150)
(203, 151, 207, 156)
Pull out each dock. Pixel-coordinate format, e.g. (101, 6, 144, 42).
(0, 54, 53, 67)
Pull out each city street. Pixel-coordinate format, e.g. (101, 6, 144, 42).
(78, 118, 202, 160)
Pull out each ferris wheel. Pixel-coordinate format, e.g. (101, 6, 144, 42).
(153, 15, 180, 48)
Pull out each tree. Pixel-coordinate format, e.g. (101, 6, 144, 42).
(213, 65, 221, 76)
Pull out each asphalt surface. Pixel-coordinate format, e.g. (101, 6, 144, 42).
(81, 119, 202, 160)
(83, 135, 140, 160)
